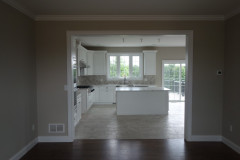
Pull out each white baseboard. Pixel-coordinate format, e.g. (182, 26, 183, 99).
(8, 135, 240, 160)
(222, 137, 240, 154)
(10, 137, 38, 160)
(188, 135, 222, 142)
(38, 136, 73, 142)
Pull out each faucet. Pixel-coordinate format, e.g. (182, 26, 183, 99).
(123, 76, 134, 87)
(123, 76, 127, 85)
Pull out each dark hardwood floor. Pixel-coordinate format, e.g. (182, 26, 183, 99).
(21, 139, 240, 160)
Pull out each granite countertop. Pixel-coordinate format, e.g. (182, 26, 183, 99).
(115, 86, 170, 92)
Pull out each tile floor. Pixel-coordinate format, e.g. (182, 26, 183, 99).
(75, 102, 184, 139)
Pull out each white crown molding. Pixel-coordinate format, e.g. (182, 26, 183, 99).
(35, 15, 224, 21)
(225, 7, 240, 20)
(5, 0, 240, 21)
(2, 0, 35, 19)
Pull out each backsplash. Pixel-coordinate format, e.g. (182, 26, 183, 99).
(78, 75, 156, 85)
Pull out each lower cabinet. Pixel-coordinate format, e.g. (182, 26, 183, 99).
(74, 92, 81, 127)
(94, 85, 116, 104)
(80, 89, 95, 114)
(87, 91, 94, 110)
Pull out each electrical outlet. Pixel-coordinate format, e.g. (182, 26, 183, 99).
(230, 125, 233, 132)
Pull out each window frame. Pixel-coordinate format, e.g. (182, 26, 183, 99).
(107, 53, 143, 80)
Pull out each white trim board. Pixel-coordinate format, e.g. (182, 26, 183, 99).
(35, 15, 225, 21)
(188, 135, 222, 142)
(9, 138, 38, 160)
(222, 137, 240, 154)
(9, 135, 240, 160)
(38, 136, 73, 142)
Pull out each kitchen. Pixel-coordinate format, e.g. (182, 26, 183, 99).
(72, 35, 186, 139)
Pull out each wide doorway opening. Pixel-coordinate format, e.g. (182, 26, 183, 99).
(67, 31, 193, 141)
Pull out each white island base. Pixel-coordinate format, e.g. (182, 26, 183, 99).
(116, 87, 169, 115)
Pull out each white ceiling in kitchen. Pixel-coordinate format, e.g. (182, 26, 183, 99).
(77, 35, 186, 47)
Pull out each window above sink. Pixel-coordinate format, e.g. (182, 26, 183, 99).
(107, 53, 143, 80)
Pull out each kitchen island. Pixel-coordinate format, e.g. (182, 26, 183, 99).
(116, 86, 170, 115)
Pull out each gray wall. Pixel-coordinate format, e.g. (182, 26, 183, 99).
(0, 2, 37, 160)
(36, 20, 224, 136)
(223, 13, 240, 146)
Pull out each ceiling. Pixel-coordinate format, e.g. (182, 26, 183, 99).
(3, 0, 240, 17)
(77, 35, 186, 47)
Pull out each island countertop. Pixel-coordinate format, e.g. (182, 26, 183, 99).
(115, 86, 170, 92)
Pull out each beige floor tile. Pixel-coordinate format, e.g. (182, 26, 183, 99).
(75, 102, 184, 139)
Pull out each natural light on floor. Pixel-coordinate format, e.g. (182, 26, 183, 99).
(75, 102, 184, 139)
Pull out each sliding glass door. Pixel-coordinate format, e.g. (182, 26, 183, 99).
(162, 60, 186, 101)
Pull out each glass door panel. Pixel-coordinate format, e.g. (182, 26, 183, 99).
(163, 61, 186, 101)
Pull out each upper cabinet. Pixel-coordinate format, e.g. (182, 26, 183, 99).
(78, 45, 87, 63)
(77, 42, 107, 76)
(93, 51, 107, 75)
(143, 50, 157, 75)
(86, 51, 94, 75)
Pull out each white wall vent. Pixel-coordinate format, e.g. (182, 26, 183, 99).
(48, 124, 65, 133)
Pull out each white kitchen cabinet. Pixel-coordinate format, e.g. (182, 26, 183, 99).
(87, 91, 94, 110)
(78, 45, 87, 63)
(74, 92, 81, 127)
(80, 89, 87, 113)
(77, 45, 88, 76)
(93, 86, 99, 102)
(87, 51, 94, 75)
(143, 50, 157, 75)
(99, 86, 111, 103)
(94, 85, 116, 104)
(80, 88, 95, 113)
(93, 51, 107, 75)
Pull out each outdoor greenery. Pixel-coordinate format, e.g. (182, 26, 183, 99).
(163, 64, 186, 93)
(132, 65, 140, 77)
(164, 64, 185, 81)
(120, 61, 129, 77)
(109, 55, 140, 78)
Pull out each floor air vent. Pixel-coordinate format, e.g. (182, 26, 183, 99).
(48, 124, 65, 133)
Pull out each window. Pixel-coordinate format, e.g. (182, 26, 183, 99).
(107, 53, 143, 80)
